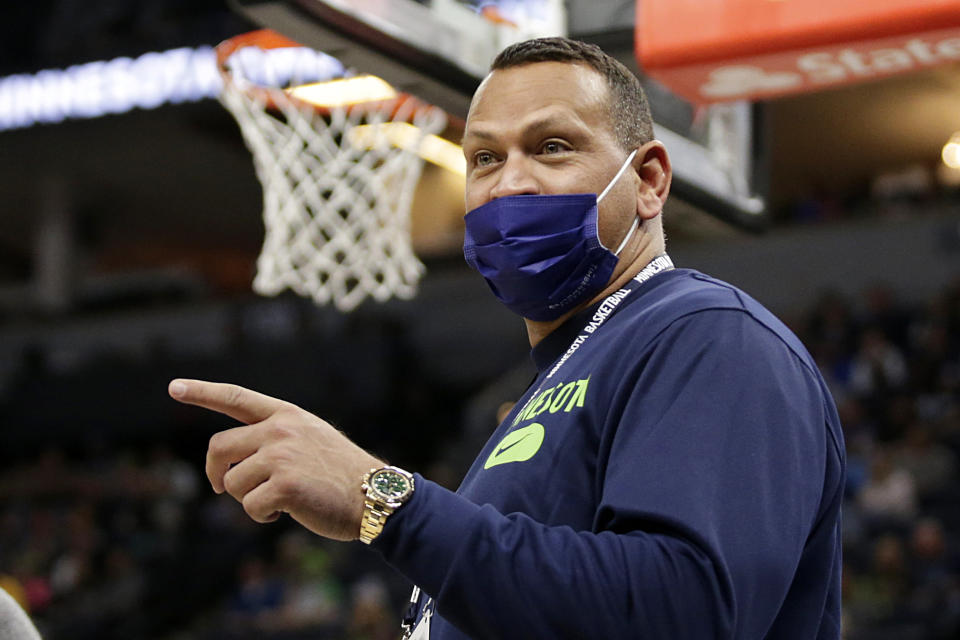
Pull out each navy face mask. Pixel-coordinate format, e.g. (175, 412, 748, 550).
(463, 150, 639, 321)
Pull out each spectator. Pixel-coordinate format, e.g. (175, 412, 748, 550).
(224, 556, 285, 633)
(892, 422, 958, 501)
(907, 518, 960, 637)
(858, 447, 918, 525)
(346, 575, 394, 640)
(849, 326, 908, 399)
(272, 530, 343, 632)
(846, 534, 911, 626)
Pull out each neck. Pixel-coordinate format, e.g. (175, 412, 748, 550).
(523, 228, 665, 347)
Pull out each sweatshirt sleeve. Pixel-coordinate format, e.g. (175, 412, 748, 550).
(373, 310, 832, 640)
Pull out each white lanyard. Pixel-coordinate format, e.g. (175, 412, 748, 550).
(399, 255, 674, 640)
(519, 254, 674, 413)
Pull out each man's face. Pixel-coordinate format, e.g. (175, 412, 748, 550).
(462, 62, 639, 250)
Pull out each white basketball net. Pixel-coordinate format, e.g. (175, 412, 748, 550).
(218, 43, 447, 311)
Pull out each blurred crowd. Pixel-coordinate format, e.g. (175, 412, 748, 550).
(0, 443, 408, 639)
(795, 279, 960, 639)
(1, 276, 959, 639)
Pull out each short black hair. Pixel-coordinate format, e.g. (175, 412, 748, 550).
(491, 37, 654, 151)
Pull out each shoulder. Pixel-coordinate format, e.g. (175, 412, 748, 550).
(614, 268, 845, 458)
(619, 269, 816, 373)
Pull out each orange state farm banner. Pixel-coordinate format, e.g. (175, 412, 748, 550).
(635, 0, 960, 104)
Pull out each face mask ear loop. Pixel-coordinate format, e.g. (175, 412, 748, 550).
(597, 148, 638, 203)
(614, 215, 640, 256)
(598, 148, 640, 255)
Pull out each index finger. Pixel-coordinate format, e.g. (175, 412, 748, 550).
(168, 379, 289, 425)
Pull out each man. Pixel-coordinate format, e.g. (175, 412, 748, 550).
(169, 38, 845, 639)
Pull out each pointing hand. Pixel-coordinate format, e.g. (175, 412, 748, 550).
(168, 379, 384, 541)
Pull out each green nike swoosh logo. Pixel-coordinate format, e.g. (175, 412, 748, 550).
(484, 423, 545, 469)
(495, 433, 532, 456)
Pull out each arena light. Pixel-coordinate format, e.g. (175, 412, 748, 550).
(286, 75, 397, 107)
(347, 122, 466, 176)
(942, 132, 960, 169)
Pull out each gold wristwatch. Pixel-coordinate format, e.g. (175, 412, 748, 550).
(359, 465, 415, 544)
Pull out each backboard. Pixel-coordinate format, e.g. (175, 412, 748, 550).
(229, 0, 565, 117)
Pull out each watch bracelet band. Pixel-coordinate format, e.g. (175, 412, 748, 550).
(359, 498, 395, 544)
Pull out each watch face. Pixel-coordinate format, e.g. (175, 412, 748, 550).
(371, 469, 411, 500)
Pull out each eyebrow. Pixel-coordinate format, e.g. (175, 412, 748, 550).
(460, 128, 496, 145)
(462, 113, 581, 146)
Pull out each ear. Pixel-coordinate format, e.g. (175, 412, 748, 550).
(633, 140, 672, 220)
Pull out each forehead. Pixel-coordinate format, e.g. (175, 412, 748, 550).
(465, 62, 610, 138)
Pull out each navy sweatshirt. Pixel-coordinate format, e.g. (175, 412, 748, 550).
(374, 268, 845, 639)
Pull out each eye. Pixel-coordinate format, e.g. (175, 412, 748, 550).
(540, 140, 570, 155)
(473, 151, 497, 167)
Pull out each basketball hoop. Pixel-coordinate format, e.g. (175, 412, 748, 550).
(215, 30, 448, 311)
